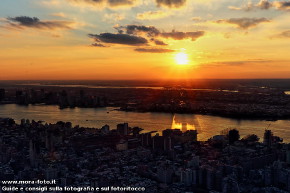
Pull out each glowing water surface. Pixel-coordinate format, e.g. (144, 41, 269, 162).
(0, 104, 289, 142)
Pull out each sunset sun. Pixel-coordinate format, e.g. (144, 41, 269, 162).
(175, 52, 189, 65)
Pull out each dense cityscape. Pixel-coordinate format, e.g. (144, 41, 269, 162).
(1, 81, 290, 192)
(0, 116, 289, 193)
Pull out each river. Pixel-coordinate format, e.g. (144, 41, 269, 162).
(0, 104, 289, 142)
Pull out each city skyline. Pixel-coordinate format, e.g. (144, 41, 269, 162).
(1, 0, 290, 80)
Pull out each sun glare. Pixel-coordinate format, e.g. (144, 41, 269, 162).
(175, 52, 189, 65)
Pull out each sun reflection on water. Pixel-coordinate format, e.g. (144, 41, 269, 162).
(171, 115, 200, 132)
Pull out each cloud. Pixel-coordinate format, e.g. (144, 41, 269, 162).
(275, 30, 290, 38)
(88, 33, 148, 46)
(229, 0, 290, 12)
(274, 1, 290, 11)
(137, 11, 170, 20)
(135, 48, 175, 53)
(228, 1, 254, 11)
(228, 1, 265, 11)
(154, 39, 167, 45)
(88, 25, 205, 53)
(6, 16, 74, 30)
(41, 0, 62, 7)
(155, 0, 186, 8)
(215, 60, 270, 65)
(116, 25, 160, 37)
(228, 6, 243, 11)
(107, 0, 136, 6)
(50, 12, 66, 18)
(204, 59, 273, 67)
(216, 18, 270, 29)
(68, 0, 138, 8)
(116, 25, 205, 41)
(91, 43, 106, 47)
(160, 31, 205, 41)
(257, 0, 272, 10)
(191, 17, 202, 22)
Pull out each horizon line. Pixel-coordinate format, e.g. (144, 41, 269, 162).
(1, 78, 290, 81)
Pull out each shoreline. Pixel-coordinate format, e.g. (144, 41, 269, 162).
(0, 102, 283, 122)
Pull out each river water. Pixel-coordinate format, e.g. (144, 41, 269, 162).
(0, 104, 289, 142)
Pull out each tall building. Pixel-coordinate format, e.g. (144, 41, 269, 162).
(117, 123, 129, 135)
(164, 137, 172, 151)
(0, 89, 5, 101)
(157, 163, 174, 184)
(181, 169, 193, 186)
(152, 135, 164, 151)
(29, 140, 39, 167)
(264, 167, 273, 186)
(141, 133, 152, 147)
(263, 130, 274, 146)
(198, 166, 207, 188)
(162, 129, 182, 137)
(21, 119, 26, 126)
(206, 168, 215, 190)
(188, 155, 200, 168)
(222, 176, 240, 193)
(286, 144, 290, 165)
(152, 135, 172, 151)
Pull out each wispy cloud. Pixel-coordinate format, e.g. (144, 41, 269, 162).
(91, 43, 107, 47)
(274, 30, 290, 38)
(50, 12, 67, 18)
(155, 0, 186, 8)
(229, 0, 290, 12)
(160, 31, 205, 41)
(204, 59, 273, 67)
(215, 17, 270, 29)
(154, 39, 167, 45)
(135, 48, 175, 53)
(4, 16, 75, 30)
(67, 0, 139, 8)
(137, 11, 170, 20)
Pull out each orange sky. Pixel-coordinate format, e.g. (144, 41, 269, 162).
(1, 0, 290, 80)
